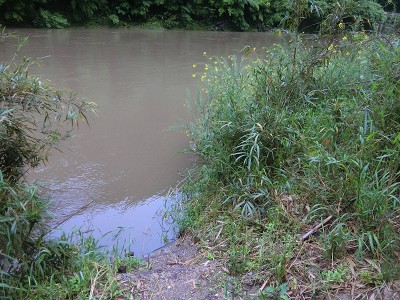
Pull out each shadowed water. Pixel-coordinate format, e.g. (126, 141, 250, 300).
(1, 28, 276, 255)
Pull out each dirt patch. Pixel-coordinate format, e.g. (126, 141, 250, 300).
(116, 234, 260, 300)
(116, 235, 400, 300)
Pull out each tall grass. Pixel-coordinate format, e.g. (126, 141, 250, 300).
(182, 31, 400, 294)
(0, 175, 142, 299)
(0, 30, 141, 299)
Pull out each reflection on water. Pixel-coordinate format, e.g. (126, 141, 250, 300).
(49, 194, 178, 256)
(1, 29, 276, 256)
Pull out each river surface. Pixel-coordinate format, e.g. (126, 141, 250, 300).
(1, 28, 276, 256)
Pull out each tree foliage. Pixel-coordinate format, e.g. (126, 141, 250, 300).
(0, 35, 96, 183)
(0, 31, 97, 298)
(0, 0, 391, 31)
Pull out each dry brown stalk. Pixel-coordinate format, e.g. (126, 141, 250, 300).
(301, 215, 333, 240)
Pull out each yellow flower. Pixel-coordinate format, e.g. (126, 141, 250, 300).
(205, 64, 209, 71)
(203, 51, 207, 56)
(193, 64, 197, 68)
(328, 44, 334, 51)
(241, 45, 253, 56)
(342, 36, 347, 41)
(338, 22, 344, 29)
(192, 74, 196, 78)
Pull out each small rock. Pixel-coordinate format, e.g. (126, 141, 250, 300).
(117, 265, 127, 273)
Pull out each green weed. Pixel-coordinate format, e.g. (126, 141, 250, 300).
(321, 265, 350, 284)
(182, 28, 400, 297)
(259, 282, 290, 300)
(0, 30, 137, 300)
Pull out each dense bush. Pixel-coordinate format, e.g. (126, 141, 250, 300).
(0, 31, 135, 299)
(182, 22, 400, 295)
(0, 29, 146, 300)
(0, 36, 95, 182)
(33, 9, 70, 28)
(0, 0, 390, 31)
(0, 0, 44, 24)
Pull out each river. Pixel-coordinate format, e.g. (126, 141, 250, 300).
(1, 28, 276, 256)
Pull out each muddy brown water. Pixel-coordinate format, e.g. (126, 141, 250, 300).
(1, 28, 276, 256)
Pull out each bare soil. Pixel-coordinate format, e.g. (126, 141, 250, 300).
(116, 235, 400, 300)
(116, 234, 260, 300)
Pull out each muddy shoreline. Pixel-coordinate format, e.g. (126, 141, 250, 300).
(115, 235, 400, 300)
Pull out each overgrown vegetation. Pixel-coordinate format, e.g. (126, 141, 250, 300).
(1, 0, 400, 298)
(0, 31, 143, 299)
(0, 0, 395, 31)
(178, 1, 400, 297)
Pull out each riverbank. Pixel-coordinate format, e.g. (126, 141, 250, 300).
(117, 234, 230, 299)
(147, 30, 400, 299)
(1, 6, 400, 298)
(115, 234, 400, 299)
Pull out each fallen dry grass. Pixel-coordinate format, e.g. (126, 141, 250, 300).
(115, 230, 400, 299)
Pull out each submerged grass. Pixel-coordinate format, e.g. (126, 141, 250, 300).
(0, 170, 143, 299)
(178, 31, 400, 298)
(0, 186, 144, 299)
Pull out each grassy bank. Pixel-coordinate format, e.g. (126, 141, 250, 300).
(177, 30, 400, 298)
(1, 2, 400, 297)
